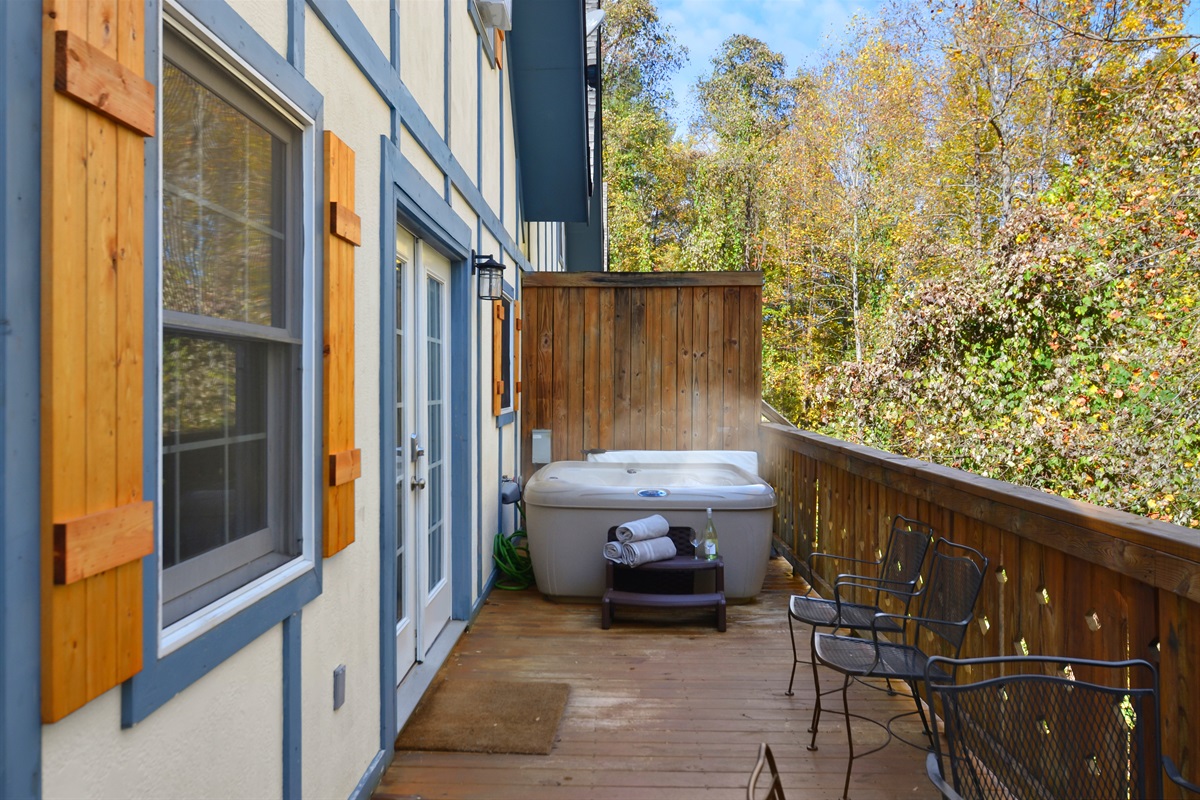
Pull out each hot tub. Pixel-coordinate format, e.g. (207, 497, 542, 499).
(522, 460, 777, 602)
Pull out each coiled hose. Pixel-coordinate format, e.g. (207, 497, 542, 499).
(492, 500, 534, 590)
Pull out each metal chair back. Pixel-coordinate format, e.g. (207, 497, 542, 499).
(914, 538, 987, 652)
(875, 515, 933, 606)
(925, 656, 1159, 800)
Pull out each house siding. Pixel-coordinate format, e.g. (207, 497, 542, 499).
(20, 1, 595, 798)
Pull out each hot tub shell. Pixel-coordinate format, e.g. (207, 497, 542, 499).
(522, 460, 777, 602)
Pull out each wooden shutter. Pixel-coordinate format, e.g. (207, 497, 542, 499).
(40, 0, 155, 722)
(492, 301, 506, 416)
(513, 300, 522, 411)
(323, 132, 361, 557)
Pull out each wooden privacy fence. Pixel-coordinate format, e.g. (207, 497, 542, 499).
(519, 272, 763, 479)
(760, 424, 1200, 796)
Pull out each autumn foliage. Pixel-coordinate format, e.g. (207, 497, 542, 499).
(602, 0, 1200, 526)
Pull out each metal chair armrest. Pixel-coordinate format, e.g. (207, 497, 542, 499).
(926, 751, 962, 800)
(874, 610, 971, 632)
(831, 578, 918, 615)
(1165, 755, 1200, 794)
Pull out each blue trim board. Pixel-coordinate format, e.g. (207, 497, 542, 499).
(347, 749, 390, 800)
(306, 0, 533, 275)
(392, 149, 472, 254)
(124, 0, 326, 728)
(1, 1, 44, 796)
(287, 0, 305, 72)
(496, 411, 515, 429)
(377, 136, 399, 753)
(281, 612, 302, 800)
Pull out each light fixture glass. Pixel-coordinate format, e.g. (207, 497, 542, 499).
(472, 252, 506, 301)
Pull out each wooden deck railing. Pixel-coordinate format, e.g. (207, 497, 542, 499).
(759, 424, 1200, 796)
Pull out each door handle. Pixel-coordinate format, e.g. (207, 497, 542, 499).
(411, 477, 426, 490)
(410, 433, 425, 463)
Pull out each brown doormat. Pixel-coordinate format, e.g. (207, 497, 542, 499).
(395, 678, 570, 755)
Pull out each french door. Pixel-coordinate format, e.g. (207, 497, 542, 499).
(394, 224, 453, 688)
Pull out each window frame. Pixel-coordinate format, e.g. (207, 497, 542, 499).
(155, 4, 318, 657)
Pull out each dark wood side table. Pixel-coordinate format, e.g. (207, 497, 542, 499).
(601, 526, 726, 632)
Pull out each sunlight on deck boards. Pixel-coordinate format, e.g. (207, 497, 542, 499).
(376, 558, 941, 800)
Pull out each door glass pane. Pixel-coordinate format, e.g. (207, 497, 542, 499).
(426, 277, 445, 590)
(394, 253, 406, 625)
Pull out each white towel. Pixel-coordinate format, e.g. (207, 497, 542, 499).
(602, 541, 625, 563)
(615, 514, 670, 543)
(619, 536, 678, 567)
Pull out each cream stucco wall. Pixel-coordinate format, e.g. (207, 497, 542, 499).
(402, 126, 447, 198)
(302, 16, 390, 799)
(347, 0, 392, 56)
(225, 0, 288, 54)
(38, 0, 584, 795)
(480, 62, 501, 212)
(42, 628, 283, 800)
(450, 5, 479, 184)
(400, 0, 445, 136)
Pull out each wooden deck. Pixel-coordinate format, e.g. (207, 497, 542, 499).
(376, 558, 941, 800)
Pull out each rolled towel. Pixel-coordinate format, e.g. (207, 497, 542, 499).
(615, 514, 670, 543)
(620, 535, 678, 567)
(602, 541, 625, 564)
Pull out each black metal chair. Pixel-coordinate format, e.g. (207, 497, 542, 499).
(786, 514, 934, 696)
(924, 655, 1200, 800)
(810, 537, 988, 800)
(746, 742, 786, 800)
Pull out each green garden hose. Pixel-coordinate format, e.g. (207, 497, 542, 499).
(492, 500, 534, 590)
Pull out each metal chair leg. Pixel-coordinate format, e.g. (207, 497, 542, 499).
(807, 648, 823, 748)
(786, 610, 799, 696)
(840, 673, 854, 800)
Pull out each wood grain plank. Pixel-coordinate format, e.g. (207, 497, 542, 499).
(514, 300, 522, 412)
(552, 287, 570, 460)
(567, 287, 584, 458)
(330, 200, 362, 245)
(330, 449, 363, 486)
(676, 287, 693, 452)
(582, 288, 599, 451)
(113, 0, 145, 683)
(54, 30, 155, 137)
(83, 0, 121, 704)
(598, 289, 615, 450)
(613, 288, 631, 451)
(691, 287, 707, 450)
(54, 500, 154, 584)
(705, 286, 723, 449)
(659, 289, 677, 450)
(522, 271, 764, 289)
(381, 559, 939, 800)
(628, 287, 646, 449)
(722, 286, 739, 452)
(41, 0, 93, 721)
(645, 289, 662, 451)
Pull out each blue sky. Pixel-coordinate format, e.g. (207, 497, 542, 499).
(656, 0, 884, 127)
(656, 0, 1200, 131)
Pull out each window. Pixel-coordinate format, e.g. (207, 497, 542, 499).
(160, 26, 308, 628)
(492, 290, 519, 421)
(498, 296, 513, 411)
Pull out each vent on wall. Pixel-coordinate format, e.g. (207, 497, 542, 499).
(477, 0, 512, 30)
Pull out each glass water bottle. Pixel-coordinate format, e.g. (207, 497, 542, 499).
(702, 507, 719, 561)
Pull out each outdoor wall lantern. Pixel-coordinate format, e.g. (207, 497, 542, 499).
(472, 252, 506, 301)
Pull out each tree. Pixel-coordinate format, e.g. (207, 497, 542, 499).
(601, 0, 693, 271)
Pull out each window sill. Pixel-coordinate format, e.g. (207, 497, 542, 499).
(159, 555, 315, 658)
(496, 410, 515, 429)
